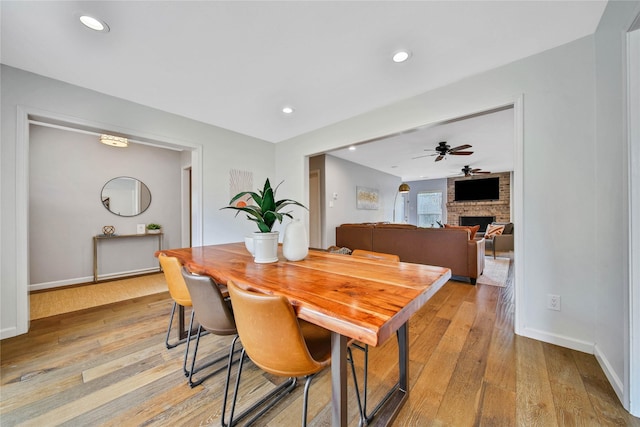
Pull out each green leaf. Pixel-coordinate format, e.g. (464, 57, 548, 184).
(221, 178, 307, 232)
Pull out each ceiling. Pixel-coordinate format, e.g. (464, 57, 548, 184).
(1, 1, 606, 146)
(328, 106, 515, 181)
(2, 2, 606, 181)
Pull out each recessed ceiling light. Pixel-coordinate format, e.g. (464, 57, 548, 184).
(349, 146, 356, 151)
(79, 15, 110, 33)
(392, 50, 411, 63)
(282, 106, 294, 114)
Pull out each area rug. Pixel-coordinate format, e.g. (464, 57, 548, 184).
(30, 273, 168, 320)
(476, 257, 510, 287)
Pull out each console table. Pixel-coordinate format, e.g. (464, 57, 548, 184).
(93, 233, 163, 283)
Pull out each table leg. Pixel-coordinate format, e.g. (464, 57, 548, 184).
(178, 305, 187, 340)
(331, 332, 348, 427)
(93, 237, 98, 283)
(398, 323, 409, 392)
(366, 323, 409, 426)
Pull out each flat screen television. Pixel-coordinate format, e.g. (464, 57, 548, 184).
(454, 177, 499, 201)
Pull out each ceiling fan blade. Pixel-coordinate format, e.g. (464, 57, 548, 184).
(449, 151, 474, 156)
(471, 168, 482, 173)
(434, 155, 444, 162)
(411, 154, 432, 160)
(475, 171, 491, 174)
(449, 144, 472, 152)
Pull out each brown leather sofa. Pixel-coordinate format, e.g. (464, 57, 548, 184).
(336, 223, 485, 285)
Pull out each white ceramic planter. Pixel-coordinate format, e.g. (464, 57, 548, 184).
(251, 231, 279, 263)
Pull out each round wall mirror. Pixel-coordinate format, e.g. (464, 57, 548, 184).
(101, 177, 151, 217)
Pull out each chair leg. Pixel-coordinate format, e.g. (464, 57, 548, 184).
(188, 332, 243, 388)
(182, 309, 197, 377)
(221, 336, 241, 426)
(166, 302, 201, 349)
(187, 322, 202, 384)
(301, 374, 317, 427)
(347, 346, 366, 426)
(165, 301, 182, 349)
(222, 347, 297, 427)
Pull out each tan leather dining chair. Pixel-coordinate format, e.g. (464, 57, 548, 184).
(181, 268, 240, 388)
(225, 280, 363, 427)
(158, 253, 200, 378)
(351, 249, 400, 262)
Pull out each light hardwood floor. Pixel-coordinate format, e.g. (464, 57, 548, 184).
(2, 258, 638, 426)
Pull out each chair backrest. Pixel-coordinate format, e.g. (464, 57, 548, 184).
(158, 254, 192, 307)
(181, 268, 236, 336)
(227, 280, 326, 377)
(351, 249, 400, 262)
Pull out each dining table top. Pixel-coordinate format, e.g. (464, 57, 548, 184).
(156, 242, 451, 347)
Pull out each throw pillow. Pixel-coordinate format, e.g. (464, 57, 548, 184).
(327, 246, 352, 255)
(444, 224, 480, 240)
(485, 223, 505, 238)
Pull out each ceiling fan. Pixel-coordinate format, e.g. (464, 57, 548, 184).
(461, 165, 491, 177)
(412, 141, 474, 162)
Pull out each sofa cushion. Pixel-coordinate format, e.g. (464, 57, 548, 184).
(374, 223, 417, 229)
(444, 224, 480, 240)
(485, 223, 505, 238)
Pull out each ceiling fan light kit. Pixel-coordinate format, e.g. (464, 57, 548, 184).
(462, 165, 491, 177)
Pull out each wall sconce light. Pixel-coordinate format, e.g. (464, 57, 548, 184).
(100, 134, 128, 148)
(393, 182, 411, 223)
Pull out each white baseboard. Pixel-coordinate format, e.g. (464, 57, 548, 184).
(520, 327, 628, 410)
(519, 326, 595, 354)
(594, 344, 625, 406)
(29, 268, 161, 291)
(1, 326, 18, 340)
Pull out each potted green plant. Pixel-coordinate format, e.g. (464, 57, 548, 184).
(146, 223, 162, 234)
(222, 178, 306, 263)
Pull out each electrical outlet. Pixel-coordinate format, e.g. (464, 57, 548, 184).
(547, 294, 561, 311)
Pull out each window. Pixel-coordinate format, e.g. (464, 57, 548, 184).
(417, 191, 443, 227)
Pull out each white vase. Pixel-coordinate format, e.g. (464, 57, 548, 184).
(244, 236, 255, 255)
(252, 231, 279, 263)
(283, 219, 308, 261)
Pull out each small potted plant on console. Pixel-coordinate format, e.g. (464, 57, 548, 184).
(146, 223, 162, 234)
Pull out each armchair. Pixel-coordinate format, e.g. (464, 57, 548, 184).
(485, 222, 514, 258)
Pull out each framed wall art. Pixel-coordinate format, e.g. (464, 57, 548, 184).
(356, 186, 379, 210)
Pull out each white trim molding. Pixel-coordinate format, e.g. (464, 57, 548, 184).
(626, 26, 640, 417)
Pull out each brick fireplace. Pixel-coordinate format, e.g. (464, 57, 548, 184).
(459, 215, 495, 232)
(446, 172, 511, 229)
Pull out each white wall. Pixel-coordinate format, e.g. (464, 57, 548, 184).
(276, 32, 600, 373)
(593, 0, 640, 411)
(323, 155, 400, 247)
(29, 125, 182, 288)
(1, 65, 275, 338)
(275, 3, 640, 407)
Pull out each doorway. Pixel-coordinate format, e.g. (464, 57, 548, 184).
(9, 107, 203, 337)
(309, 169, 322, 249)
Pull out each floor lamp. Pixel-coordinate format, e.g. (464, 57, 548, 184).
(393, 183, 410, 223)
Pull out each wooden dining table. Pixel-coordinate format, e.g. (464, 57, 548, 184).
(157, 243, 451, 426)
